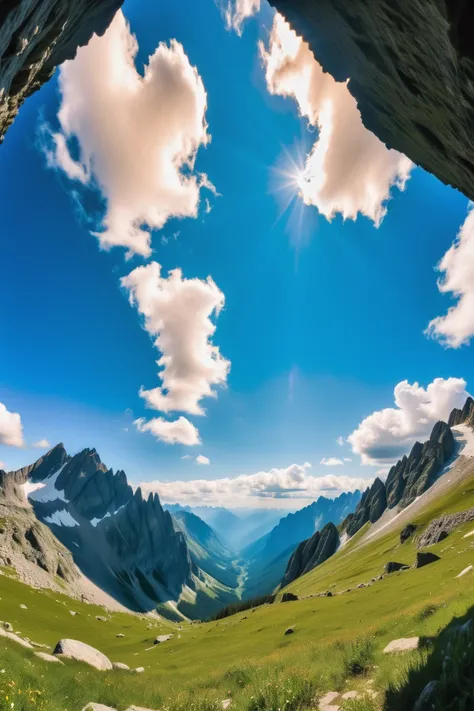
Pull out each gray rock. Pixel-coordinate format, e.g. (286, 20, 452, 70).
(0, 627, 33, 648)
(2, 622, 13, 631)
(383, 637, 419, 653)
(400, 524, 417, 544)
(116, 633, 125, 638)
(133, 667, 145, 673)
(112, 662, 130, 670)
(20, 604, 27, 609)
(415, 552, 440, 568)
(82, 705, 117, 711)
(53, 639, 112, 670)
(34, 652, 64, 664)
(96, 616, 107, 622)
(284, 627, 294, 635)
(281, 592, 299, 602)
(418, 506, 474, 548)
(154, 634, 172, 644)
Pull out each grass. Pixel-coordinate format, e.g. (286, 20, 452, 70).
(1, 470, 474, 708)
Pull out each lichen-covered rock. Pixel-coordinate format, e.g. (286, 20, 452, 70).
(270, 0, 474, 201)
(0, 0, 123, 142)
(418, 506, 474, 548)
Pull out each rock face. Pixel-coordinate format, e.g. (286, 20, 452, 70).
(281, 522, 339, 587)
(344, 420, 455, 539)
(53, 638, 112, 670)
(344, 478, 387, 537)
(400, 523, 417, 544)
(449, 397, 474, 428)
(270, 0, 474, 201)
(0, 0, 123, 142)
(417, 506, 474, 548)
(6, 444, 195, 612)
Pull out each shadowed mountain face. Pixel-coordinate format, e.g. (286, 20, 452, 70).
(8, 445, 194, 612)
(243, 491, 361, 598)
(281, 522, 339, 588)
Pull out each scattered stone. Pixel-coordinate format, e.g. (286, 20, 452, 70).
(112, 662, 130, 670)
(2, 622, 13, 632)
(69, 610, 78, 616)
(53, 639, 112, 670)
(463, 530, 474, 539)
(415, 551, 440, 568)
(116, 633, 125, 638)
(357, 583, 365, 589)
(0, 627, 33, 648)
(154, 634, 172, 644)
(125, 706, 158, 711)
(82, 704, 117, 711)
(400, 523, 417, 544)
(383, 637, 419, 653)
(326, 591, 333, 597)
(222, 700, 232, 709)
(413, 680, 439, 711)
(456, 565, 473, 578)
(418, 507, 474, 548)
(133, 667, 145, 673)
(319, 691, 339, 709)
(284, 627, 294, 635)
(281, 592, 298, 603)
(385, 561, 409, 574)
(96, 616, 107, 622)
(20, 604, 27, 610)
(341, 691, 358, 700)
(34, 652, 64, 664)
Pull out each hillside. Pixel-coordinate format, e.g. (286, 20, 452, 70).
(1, 428, 474, 710)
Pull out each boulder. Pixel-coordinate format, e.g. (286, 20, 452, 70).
(154, 634, 172, 644)
(112, 662, 130, 670)
(319, 691, 339, 707)
(0, 627, 33, 648)
(418, 506, 474, 548)
(222, 702, 232, 710)
(383, 637, 419, 653)
(400, 524, 417, 544)
(82, 705, 117, 711)
(415, 552, 440, 569)
(281, 592, 298, 603)
(34, 652, 64, 664)
(96, 616, 107, 622)
(116, 633, 125, 638)
(385, 561, 409, 574)
(53, 639, 112, 670)
(133, 667, 145, 673)
(2, 622, 13, 631)
(20, 604, 27, 610)
(284, 627, 294, 635)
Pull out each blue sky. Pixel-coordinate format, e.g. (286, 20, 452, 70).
(0, 0, 473, 507)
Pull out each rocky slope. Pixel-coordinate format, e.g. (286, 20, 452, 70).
(344, 421, 455, 538)
(3, 445, 196, 612)
(271, 0, 474, 201)
(0, 0, 122, 142)
(281, 521, 339, 587)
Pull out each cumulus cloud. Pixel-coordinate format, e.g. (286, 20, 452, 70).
(33, 439, 50, 449)
(46, 10, 213, 257)
(135, 416, 200, 446)
(122, 261, 230, 420)
(320, 457, 344, 466)
(348, 377, 469, 465)
(224, 0, 261, 34)
(426, 206, 474, 348)
(0, 402, 24, 448)
(260, 14, 412, 226)
(196, 454, 210, 465)
(336, 436, 345, 447)
(138, 461, 372, 506)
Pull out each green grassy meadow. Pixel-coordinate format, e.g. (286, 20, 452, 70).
(1, 471, 474, 710)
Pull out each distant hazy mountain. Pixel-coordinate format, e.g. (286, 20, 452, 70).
(164, 503, 286, 550)
(243, 490, 361, 598)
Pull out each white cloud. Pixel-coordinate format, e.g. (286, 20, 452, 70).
(224, 0, 261, 35)
(426, 206, 474, 348)
(138, 461, 372, 507)
(196, 454, 210, 465)
(0, 402, 24, 448)
(181, 454, 193, 460)
(348, 377, 469, 465)
(47, 10, 213, 257)
(343, 457, 352, 462)
(336, 436, 345, 447)
(260, 14, 412, 226)
(135, 416, 200, 446)
(122, 262, 230, 417)
(320, 457, 344, 466)
(33, 439, 50, 449)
